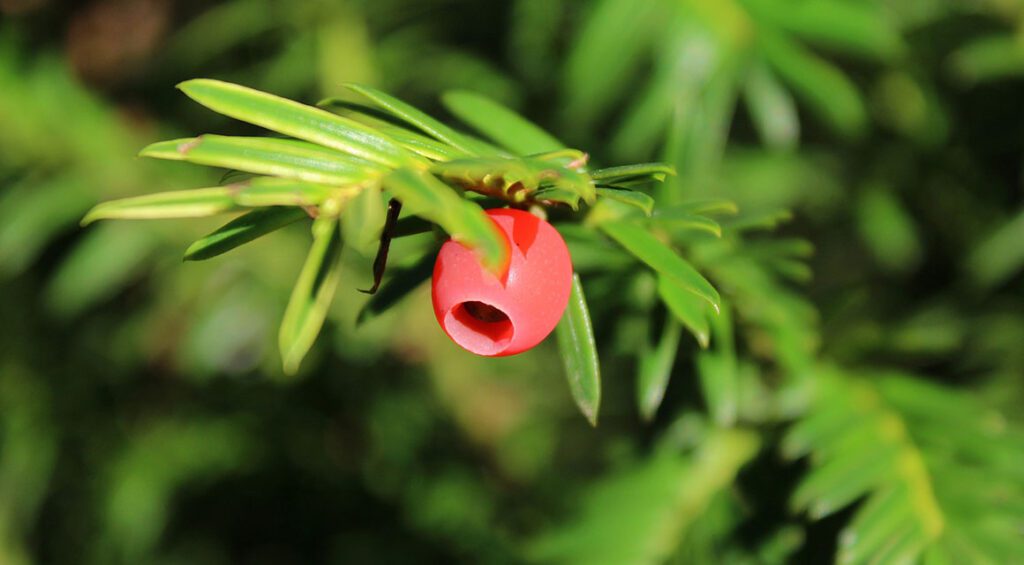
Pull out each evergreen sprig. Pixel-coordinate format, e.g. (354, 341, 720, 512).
(82, 79, 720, 428)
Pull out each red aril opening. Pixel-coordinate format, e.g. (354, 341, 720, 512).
(444, 301, 514, 356)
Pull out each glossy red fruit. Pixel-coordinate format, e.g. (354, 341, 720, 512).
(432, 208, 573, 357)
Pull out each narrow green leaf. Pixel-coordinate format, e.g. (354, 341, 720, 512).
(744, 62, 799, 150)
(319, 98, 467, 161)
(82, 187, 237, 225)
(45, 223, 157, 317)
(279, 216, 343, 375)
(697, 301, 738, 426)
(591, 163, 676, 184)
(357, 250, 436, 324)
(838, 488, 915, 565)
(601, 221, 721, 311)
(596, 187, 655, 216)
(442, 90, 565, 155)
(177, 79, 417, 167)
(557, 224, 635, 272)
(184, 207, 307, 261)
(966, 206, 1024, 289)
(745, 0, 904, 62)
(555, 274, 601, 426)
(759, 30, 866, 138)
(533, 187, 582, 210)
(383, 168, 506, 271)
(232, 177, 335, 207)
(529, 427, 759, 564)
(0, 176, 94, 276)
(140, 135, 387, 186)
(950, 34, 1024, 85)
(563, 0, 663, 126)
(721, 208, 793, 232)
(650, 211, 722, 238)
(342, 187, 387, 255)
(345, 83, 480, 156)
(163, 0, 277, 67)
(856, 186, 921, 273)
(637, 316, 682, 421)
(667, 199, 739, 217)
(657, 275, 710, 348)
(793, 445, 900, 519)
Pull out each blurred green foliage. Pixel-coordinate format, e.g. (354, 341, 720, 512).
(2, 0, 1024, 563)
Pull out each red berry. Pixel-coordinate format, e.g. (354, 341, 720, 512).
(431, 208, 573, 357)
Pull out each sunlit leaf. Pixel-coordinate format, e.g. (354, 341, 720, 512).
(178, 79, 417, 167)
(231, 177, 336, 207)
(140, 135, 387, 186)
(82, 187, 238, 224)
(319, 98, 469, 161)
(442, 90, 564, 155)
(345, 83, 480, 156)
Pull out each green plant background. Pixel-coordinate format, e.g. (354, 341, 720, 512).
(2, 0, 1023, 563)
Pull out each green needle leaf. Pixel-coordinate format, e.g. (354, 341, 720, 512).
(345, 83, 481, 157)
(231, 177, 335, 207)
(759, 30, 867, 139)
(696, 302, 738, 427)
(383, 168, 506, 272)
(279, 215, 343, 375)
(319, 98, 469, 161)
(637, 316, 682, 421)
(590, 162, 676, 185)
(178, 79, 418, 168)
(666, 199, 739, 217)
(82, 187, 238, 225)
(650, 211, 723, 238)
(184, 207, 308, 261)
(596, 187, 655, 216)
(555, 274, 601, 427)
(442, 90, 565, 155)
(601, 221, 721, 311)
(140, 135, 388, 186)
(657, 275, 710, 348)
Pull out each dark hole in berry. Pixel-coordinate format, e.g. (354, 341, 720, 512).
(462, 301, 509, 323)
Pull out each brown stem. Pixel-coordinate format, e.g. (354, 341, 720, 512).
(359, 198, 402, 295)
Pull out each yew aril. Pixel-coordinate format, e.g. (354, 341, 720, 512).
(431, 208, 573, 356)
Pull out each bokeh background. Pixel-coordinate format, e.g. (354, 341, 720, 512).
(2, 0, 1023, 563)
